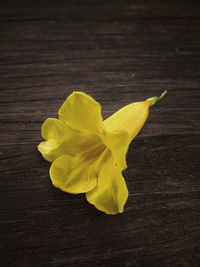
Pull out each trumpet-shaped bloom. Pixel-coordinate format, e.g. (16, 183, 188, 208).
(38, 90, 167, 214)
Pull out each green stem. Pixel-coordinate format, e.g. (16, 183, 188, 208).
(146, 90, 167, 106)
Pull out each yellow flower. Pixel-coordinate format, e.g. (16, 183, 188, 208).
(38, 90, 167, 214)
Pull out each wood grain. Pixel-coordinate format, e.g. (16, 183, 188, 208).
(0, 1, 200, 266)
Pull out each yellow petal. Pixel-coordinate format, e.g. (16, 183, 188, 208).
(38, 118, 102, 162)
(104, 100, 151, 142)
(102, 129, 130, 170)
(86, 150, 128, 215)
(50, 144, 105, 194)
(41, 118, 69, 140)
(38, 140, 63, 162)
(59, 91, 103, 135)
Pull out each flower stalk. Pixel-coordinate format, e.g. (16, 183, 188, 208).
(146, 90, 167, 106)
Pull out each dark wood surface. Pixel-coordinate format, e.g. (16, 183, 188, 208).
(0, 1, 200, 266)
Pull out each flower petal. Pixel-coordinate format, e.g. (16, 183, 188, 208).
(38, 118, 102, 162)
(59, 91, 103, 134)
(104, 100, 151, 142)
(38, 140, 63, 163)
(86, 150, 128, 215)
(102, 129, 130, 170)
(50, 145, 105, 194)
(41, 118, 69, 140)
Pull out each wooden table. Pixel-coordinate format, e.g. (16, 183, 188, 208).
(1, 1, 200, 266)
